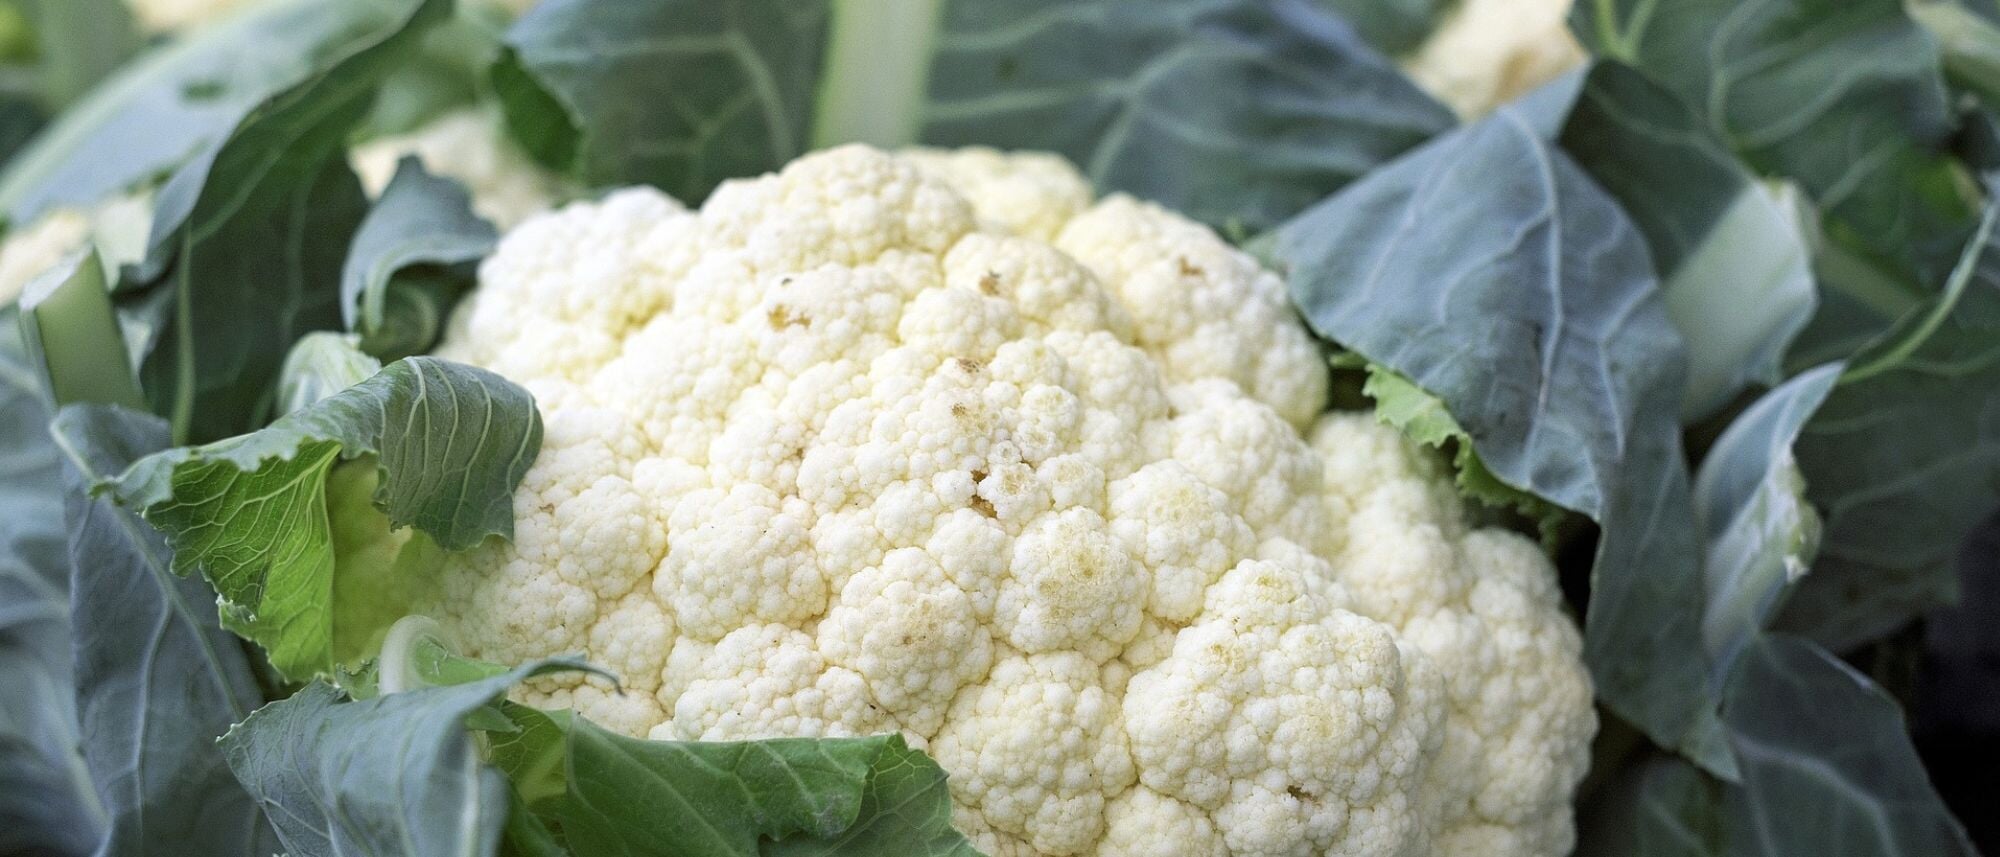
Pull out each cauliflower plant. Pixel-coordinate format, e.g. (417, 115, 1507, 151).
(426, 145, 1596, 857)
(1400, 0, 1587, 118)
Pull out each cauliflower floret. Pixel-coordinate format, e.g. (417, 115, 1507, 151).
(126, 0, 254, 32)
(430, 144, 1594, 856)
(351, 109, 569, 230)
(1400, 0, 1588, 118)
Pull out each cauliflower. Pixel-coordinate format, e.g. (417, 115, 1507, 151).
(427, 144, 1594, 856)
(351, 108, 568, 230)
(1401, 0, 1587, 118)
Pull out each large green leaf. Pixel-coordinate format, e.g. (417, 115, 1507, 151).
(498, 0, 1450, 233)
(1570, 0, 1977, 288)
(134, 0, 450, 444)
(342, 156, 497, 359)
(1273, 109, 1719, 770)
(914, 0, 1454, 233)
(0, 0, 430, 224)
(1531, 62, 1816, 420)
(51, 404, 280, 857)
(104, 357, 543, 679)
(219, 660, 580, 857)
(499, 0, 833, 200)
(0, 306, 98, 857)
(13, 0, 142, 109)
(1720, 635, 1977, 856)
(554, 721, 977, 857)
(1312, 0, 1449, 55)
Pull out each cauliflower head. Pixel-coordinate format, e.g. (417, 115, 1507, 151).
(428, 144, 1594, 856)
(1400, 0, 1587, 118)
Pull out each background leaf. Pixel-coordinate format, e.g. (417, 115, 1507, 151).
(1274, 109, 1718, 769)
(108, 357, 543, 678)
(51, 404, 280, 857)
(1571, 0, 1977, 288)
(0, 306, 99, 857)
(0, 0, 429, 224)
(918, 0, 1454, 234)
(133, 0, 450, 443)
(1535, 62, 1817, 419)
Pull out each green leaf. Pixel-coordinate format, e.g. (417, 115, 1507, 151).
(50, 404, 281, 857)
(1691, 364, 1840, 689)
(15, 0, 142, 109)
(499, 0, 1451, 232)
(1579, 635, 1978, 855)
(219, 660, 584, 857)
(134, 0, 451, 444)
(555, 720, 978, 857)
(912, 0, 1453, 234)
(0, 306, 100, 856)
(104, 357, 543, 679)
(1576, 756, 1723, 857)
(342, 156, 497, 357)
(1537, 62, 1817, 420)
(1274, 109, 1719, 771)
(1312, 0, 1450, 55)
(1720, 635, 1977, 856)
(499, 0, 833, 202)
(1360, 364, 1571, 546)
(0, 0, 433, 224)
(1570, 0, 1978, 287)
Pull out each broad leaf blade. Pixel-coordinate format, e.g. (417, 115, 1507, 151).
(1722, 635, 1977, 856)
(0, 307, 100, 857)
(220, 661, 581, 857)
(0, 0, 425, 223)
(107, 357, 543, 678)
(1543, 62, 1816, 419)
(920, 0, 1453, 234)
(342, 156, 497, 352)
(500, 0, 833, 201)
(51, 404, 279, 857)
(134, 0, 449, 444)
(1274, 109, 1716, 769)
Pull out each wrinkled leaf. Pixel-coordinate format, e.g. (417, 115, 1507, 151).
(342, 156, 497, 356)
(1360, 363, 1571, 545)
(52, 404, 280, 857)
(557, 720, 978, 857)
(278, 332, 383, 416)
(135, 0, 450, 444)
(220, 660, 582, 857)
(1274, 109, 1717, 770)
(105, 357, 542, 678)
